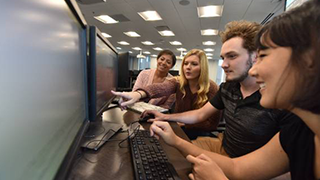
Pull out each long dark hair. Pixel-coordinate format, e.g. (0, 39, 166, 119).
(256, 0, 320, 114)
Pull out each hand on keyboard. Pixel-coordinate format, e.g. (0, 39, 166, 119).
(129, 130, 181, 180)
(149, 121, 180, 147)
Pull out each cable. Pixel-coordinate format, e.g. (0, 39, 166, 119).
(81, 121, 142, 163)
(118, 121, 141, 148)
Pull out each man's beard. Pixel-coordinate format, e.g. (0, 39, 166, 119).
(226, 56, 253, 83)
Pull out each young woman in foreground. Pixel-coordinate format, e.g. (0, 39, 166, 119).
(148, 0, 320, 179)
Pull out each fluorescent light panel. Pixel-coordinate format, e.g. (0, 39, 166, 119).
(153, 47, 163, 51)
(151, 54, 157, 57)
(94, 15, 118, 24)
(197, 5, 223, 18)
(177, 48, 187, 51)
(138, 11, 162, 21)
(116, 47, 122, 50)
(204, 48, 214, 52)
(203, 41, 216, 45)
(141, 41, 154, 45)
(143, 51, 151, 54)
(132, 47, 142, 51)
(158, 30, 175, 36)
(201, 29, 219, 36)
(206, 53, 213, 56)
(207, 56, 213, 59)
(124, 31, 140, 37)
(170, 41, 182, 45)
(101, 32, 111, 38)
(117, 41, 130, 45)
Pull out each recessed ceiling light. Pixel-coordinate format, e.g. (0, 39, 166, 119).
(101, 32, 111, 38)
(201, 29, 219, 36)
(143, 51, 151, 54)
(94, 15, 119, 24)
(153, 47, 163, 51)
(158, 30, 175, 36)
(124, 31, 140, 37)
(116, 47, 122, 50)
(170, 41, 182, 45)
(151, 54, 157, 57)
(197, 5, 223, 18)
(141, 41, 154, 45)
(138, 11, 162, 21)
(207, 56, 213, 59)
(204, 48, 214, 52)
(177, 48, 187, 51)
(129, 51, 133, 53)
(117, 41, 130, 45)
(203, 41, 216, 46)
(132, 47, 142, 51)
(206, 53, 213, 56)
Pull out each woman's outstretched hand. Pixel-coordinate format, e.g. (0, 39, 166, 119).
(111, 90, 141, 110)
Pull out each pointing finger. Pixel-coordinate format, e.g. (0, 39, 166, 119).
(186, 154, 199, 164)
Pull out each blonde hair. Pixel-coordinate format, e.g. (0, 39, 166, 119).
(178, 49, 210, 108)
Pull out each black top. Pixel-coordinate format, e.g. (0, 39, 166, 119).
(280, 119, 315, 180)
(210, 82, 300, 157)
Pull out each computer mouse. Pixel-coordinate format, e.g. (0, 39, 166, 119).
(139, 114, 155, 122)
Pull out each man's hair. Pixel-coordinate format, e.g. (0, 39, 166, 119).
(220, 20, 261, 53)
(178, 49, 210, 108)
(256, 0, 320, 114)
(157, 50, 176, 67)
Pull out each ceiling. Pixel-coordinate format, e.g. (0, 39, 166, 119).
(76, 0, 285, 61)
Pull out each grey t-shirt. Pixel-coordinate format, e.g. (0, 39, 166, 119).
(210, 82, 300, 157)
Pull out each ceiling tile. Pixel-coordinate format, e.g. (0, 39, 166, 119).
(77, 0, 284, 60)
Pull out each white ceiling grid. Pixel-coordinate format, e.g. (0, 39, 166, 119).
(77, 0, 285, 60)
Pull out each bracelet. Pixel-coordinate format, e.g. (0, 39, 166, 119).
(135, 91, 143, 99)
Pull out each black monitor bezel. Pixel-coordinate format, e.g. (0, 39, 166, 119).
(88, 26, 118, 122)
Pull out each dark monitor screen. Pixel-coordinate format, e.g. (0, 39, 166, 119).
(88, 26, 118, 121)
(0, 0, 89, 179)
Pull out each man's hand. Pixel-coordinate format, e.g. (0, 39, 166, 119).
(149, 121, 180, 147)
(187, 154, 228, 180)
(141, 110, 167, 122)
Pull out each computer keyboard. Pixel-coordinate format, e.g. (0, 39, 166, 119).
(129, 130, 180, 180)
(128, 101, 169, 113)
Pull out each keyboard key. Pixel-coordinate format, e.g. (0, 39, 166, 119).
(129, 130, 180, 180)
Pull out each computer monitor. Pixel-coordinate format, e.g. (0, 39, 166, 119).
(0, 0, 89, 179)
(88, 26, 118, 121)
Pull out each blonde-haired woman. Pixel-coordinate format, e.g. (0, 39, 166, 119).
(112, 49, 220, 136)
